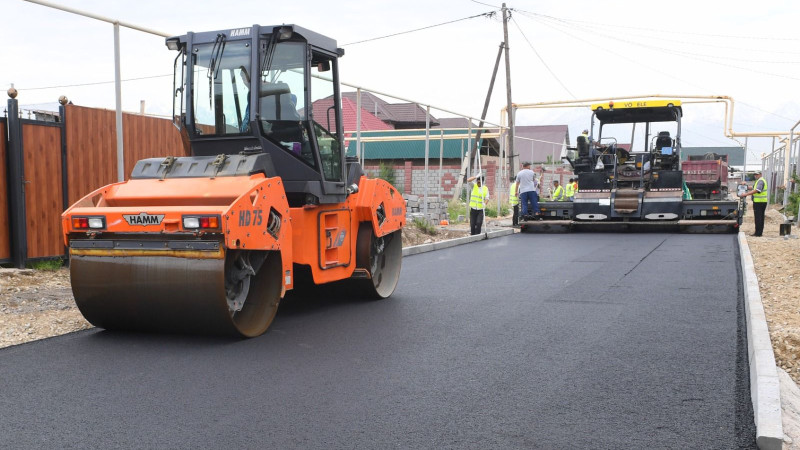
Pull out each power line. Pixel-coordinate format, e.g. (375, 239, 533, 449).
(514, 12, 713, 93)
(13, 74, 172, 91)
(518, 12, 800, 84)
(16, 12, 497, 89)
(527, 12, 800, 66)
(342, 10, 497, 46)
(736, 101, 797, 123)
(470, 0, 501, 7)
(509, 16, 576, 100)
(539, 20, 800, 57)
(516, 9, 800, 42)
(514, 11, 798, 124)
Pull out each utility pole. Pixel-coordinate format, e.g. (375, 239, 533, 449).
(454, 43, 504, 197)
(502, 3, 515, 176)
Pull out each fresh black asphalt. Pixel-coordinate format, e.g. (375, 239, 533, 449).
(0, 233, 756, 449)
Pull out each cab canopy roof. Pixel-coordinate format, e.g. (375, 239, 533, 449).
(167, 24, 341, 55)
(591, 99, 682, 124)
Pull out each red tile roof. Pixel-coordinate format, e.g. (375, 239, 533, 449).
(341, 97, 393, 131)
(311, 97, 393, 132)
(341, 91, 438, 126)
(341, 91, 395, 123)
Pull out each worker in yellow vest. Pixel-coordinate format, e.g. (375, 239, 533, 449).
(739, 171, 768, 237)
(551, 180, 565, 201)
(467, 174, 490, 235)
(509, 176, 519, 226)
(565, 177, 575, 201)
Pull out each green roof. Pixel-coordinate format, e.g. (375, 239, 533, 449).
(346, 129, 486, 160)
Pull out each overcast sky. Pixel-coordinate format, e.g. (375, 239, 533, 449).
(2, 0, 798, 160)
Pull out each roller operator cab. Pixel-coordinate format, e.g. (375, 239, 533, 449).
(168, 24, 350, 205)
(62, 25, 406, 337)
(526, 99, 741, 233)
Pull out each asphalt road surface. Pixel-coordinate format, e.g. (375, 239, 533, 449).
(0, 233, 755, 449)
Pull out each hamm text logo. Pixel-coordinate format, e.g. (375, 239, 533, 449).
(123, 213, 165, 226)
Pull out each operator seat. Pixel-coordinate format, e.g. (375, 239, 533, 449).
(260, 88, 307, 160)
(571, 135, 593, 174)
(655, 131, 677, 170)
(656, 131, 673, 154)
(577, 135, 590, 157)
(261, 93, 301, 121)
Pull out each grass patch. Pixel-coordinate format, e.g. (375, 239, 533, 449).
(411, 217, 438, 235)
(29, 259, 63, 271)
(486, 203, 509, 217)
(448, 199, 467, 222)
(448, 198, 509, 219)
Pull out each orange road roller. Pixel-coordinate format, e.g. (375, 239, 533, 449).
(62, 24, 405, 337)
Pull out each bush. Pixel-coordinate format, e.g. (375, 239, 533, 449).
(378, 162, 396, 186)
(787, 175, 800, 218)
(788, 192, 800, 217)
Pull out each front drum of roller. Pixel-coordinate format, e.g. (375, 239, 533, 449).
(70, 252, 282, 337)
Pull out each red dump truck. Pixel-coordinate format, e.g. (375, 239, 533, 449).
(683, 153, 730, 200)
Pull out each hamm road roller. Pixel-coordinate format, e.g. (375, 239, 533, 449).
(62, 25, 405, 337)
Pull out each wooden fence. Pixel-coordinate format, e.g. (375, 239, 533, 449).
(64, 105, 186, 204)
(22, 121, 63, 259)
(2, 103, 186, 267)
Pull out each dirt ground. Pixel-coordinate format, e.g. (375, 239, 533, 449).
(739, 204, 800, 386)
(0, 268, 91, 348)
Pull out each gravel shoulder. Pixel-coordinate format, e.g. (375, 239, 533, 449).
(0, 268, 91, 348)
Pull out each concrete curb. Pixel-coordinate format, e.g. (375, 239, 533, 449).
(739, 232, 784, 449)
(402, 228, 515, 257)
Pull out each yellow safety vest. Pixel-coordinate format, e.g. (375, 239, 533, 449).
(753, 178, 768, 203)
(564, 182, 574, 198)
(552, 185, 564, 201)
(470, 184, 489, 209)
(509, 183, 519, 206)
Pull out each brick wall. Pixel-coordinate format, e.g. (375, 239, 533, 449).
(363, 160, 500, 200)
